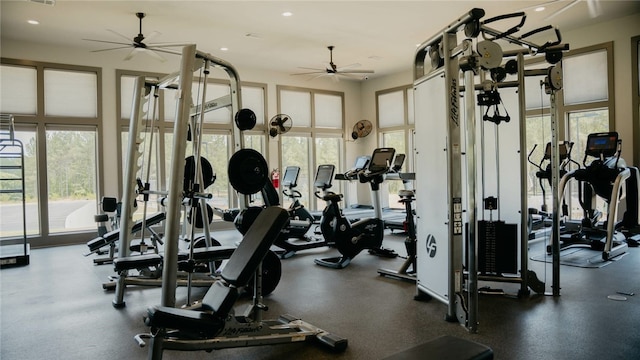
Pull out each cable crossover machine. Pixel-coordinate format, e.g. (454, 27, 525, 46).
(413, 8, 570, 332)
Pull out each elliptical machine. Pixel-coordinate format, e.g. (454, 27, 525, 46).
(526, 141, 578, 237)
(554, 132, 635, 260)
(314, 147, 398, 269)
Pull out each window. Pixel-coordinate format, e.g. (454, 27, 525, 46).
(525, 43, 614, 221)
(376, 86, 414, 208)
(46, 128, 98, 233)
(0, 59, 102, 246)
(277, 86, 344, 210)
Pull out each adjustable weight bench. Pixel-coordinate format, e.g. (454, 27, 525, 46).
(107, 245, 237, 307)
(86, 212, 166, 264)
(141, 206, 347, 359)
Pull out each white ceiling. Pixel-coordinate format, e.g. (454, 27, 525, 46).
(2, 0, 639, 79)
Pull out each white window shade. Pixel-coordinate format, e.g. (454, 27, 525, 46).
(0, 65, 37, 115)
(44, 69, 97, 117)
(314, 93, 342, 128)
(563, 50, 608, 105)
(525, 63, 550, 110)
(119, 76, 139, 120)
(378, 90, 404, 127)
(242, 86, 265, 126)
(280, 90, 311, 127)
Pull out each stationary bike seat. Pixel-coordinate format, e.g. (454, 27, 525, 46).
(322, 192, 343, 202)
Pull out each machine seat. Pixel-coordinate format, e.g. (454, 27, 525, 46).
(145, 305, 225, 338)
(113, 253, 163, 272)
(145, 207, 290, 335)
(177, 246, 236, 262)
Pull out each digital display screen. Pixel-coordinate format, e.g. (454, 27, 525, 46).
(281, 166, 299, 187)
(369, 148, 395, 172)
(353, 156, 370, 170)
(314, 165, 335, 188)
(587, 137, 613, 150)
(586, 133, 617, 156)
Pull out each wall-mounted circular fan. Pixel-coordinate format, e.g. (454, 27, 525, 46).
(351, 120, 372, 140)
(83, 12, 187, 62)
(269, 114, 292, 138)
(292, 46, 374, 81)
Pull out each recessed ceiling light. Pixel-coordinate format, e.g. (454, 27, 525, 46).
(27, 19, 40, 25)
(282, 11, 293, 17)
(220, 47, 228, 51)
(535, 6, 545, 12)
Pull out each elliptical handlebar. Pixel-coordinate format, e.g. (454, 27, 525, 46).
(283, 188, 302, 199)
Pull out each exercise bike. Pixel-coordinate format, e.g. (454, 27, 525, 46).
(377, 189, 417, 282)
(315, 147, 398, 269)
(272, 165, 337, 258)
(280, 166, 316, 240)
(234, 165, 336, 259)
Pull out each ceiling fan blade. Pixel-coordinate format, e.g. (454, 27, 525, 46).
(340, 69, 374, 74)
(144, 30, 162, 42)
(545, 0, 580, 20)
(306, 73, 328, 81)
(291, 71, 326, 76)
(331, 74, 340, 83)
(297, 66, 326, 71)
(147, 42, 193, 48)
(144, 49, 167, 62)
(90, 45, 133, 53)
(336, 63, 361, 71)
(83, 38, 131, 46)
(147, 47, 181, 56)
(517, 0, 559, 12)
(106, 28, 134, 43)
(587, 0, 602, 18)
(123, 47, 140, 61)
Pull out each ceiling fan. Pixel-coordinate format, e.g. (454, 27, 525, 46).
(83, 12, 186, 62)
(292, 46, 374, 81)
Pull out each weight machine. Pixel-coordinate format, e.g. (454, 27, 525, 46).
(413, 8, 568, 332)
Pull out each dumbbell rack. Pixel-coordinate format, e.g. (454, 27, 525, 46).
(0, 114, 30, 268)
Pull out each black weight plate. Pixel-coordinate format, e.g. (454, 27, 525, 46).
(228, 149, 269, 195)
(184, 156, 216, 192)
(246, 250, 281, 296)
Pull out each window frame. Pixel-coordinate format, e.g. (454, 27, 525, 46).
(276, 85, 345, 210)
(0, 58, 103, 246)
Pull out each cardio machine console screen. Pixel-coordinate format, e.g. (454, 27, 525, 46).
(281, 166, 300, 188)
(353, 155, 370, 171)
(314, 164, 335, 189)
(585, 132, 618, 157)
(369, 148, 396, 173)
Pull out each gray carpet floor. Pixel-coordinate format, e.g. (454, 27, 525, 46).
(1, 229, 639, 360)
